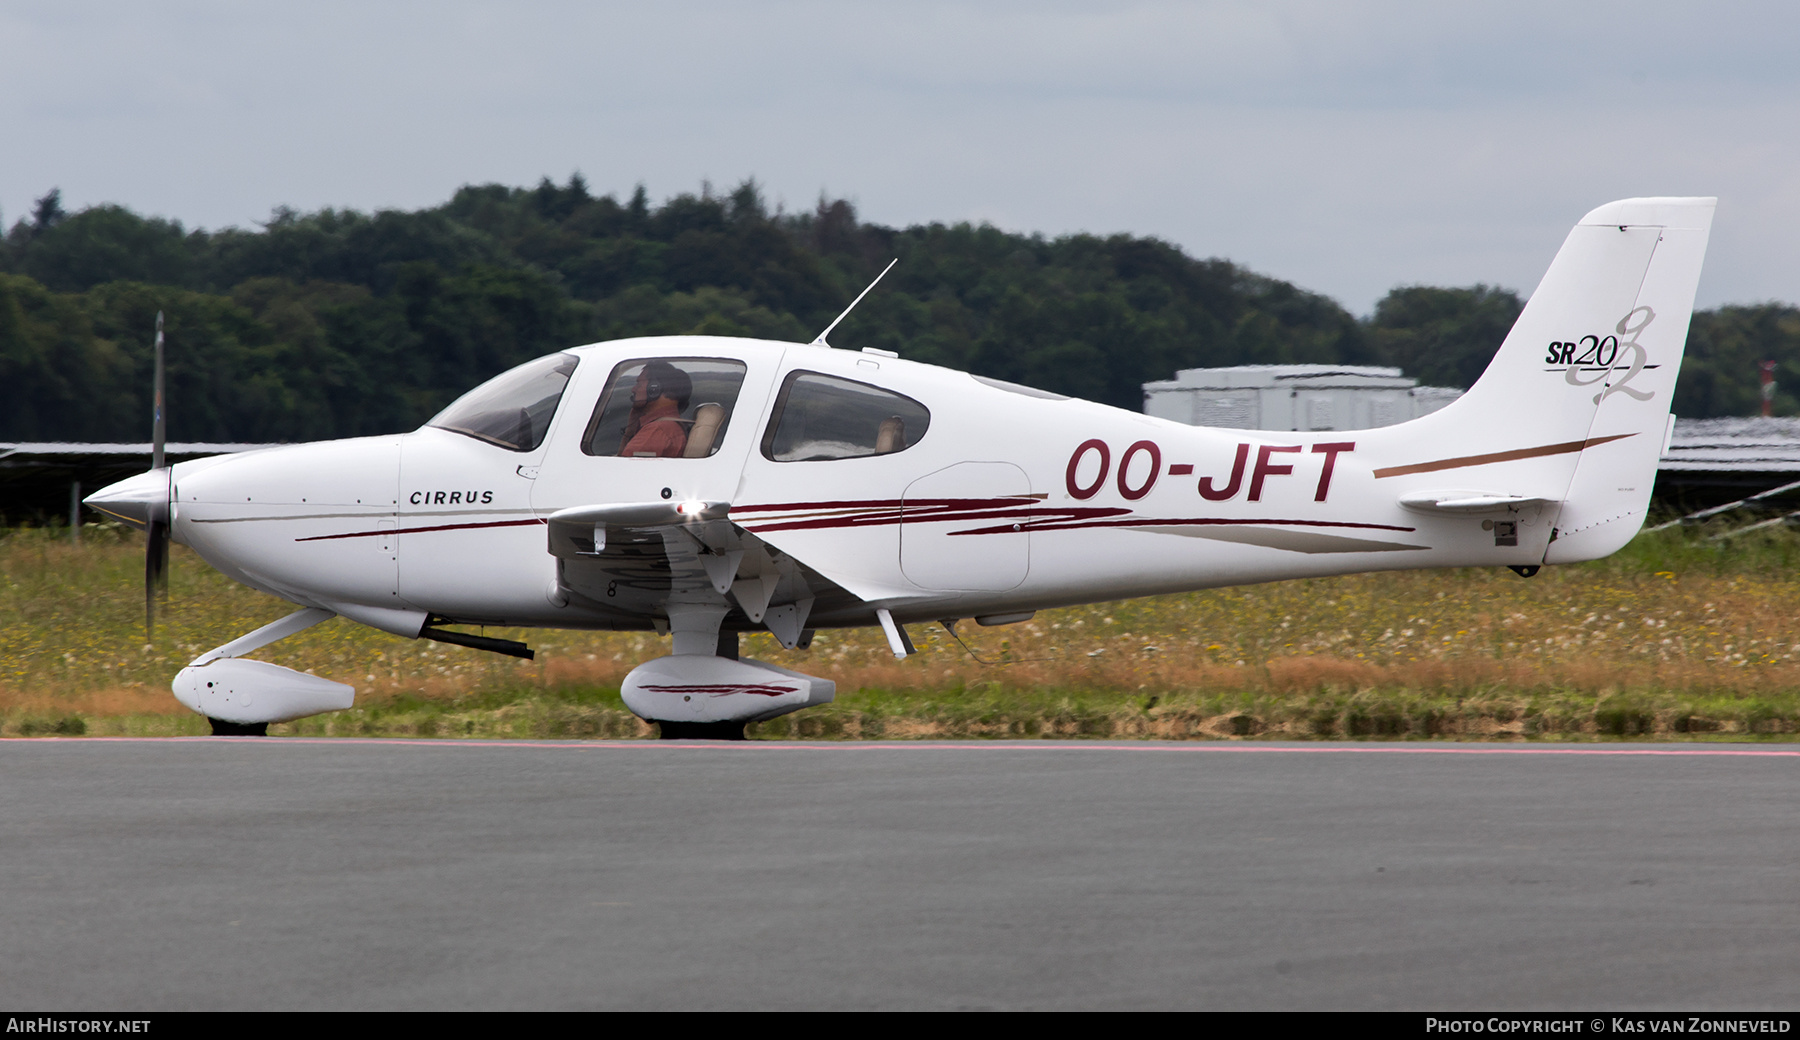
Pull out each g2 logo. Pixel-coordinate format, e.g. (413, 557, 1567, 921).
(1546, 306, 1656, 405)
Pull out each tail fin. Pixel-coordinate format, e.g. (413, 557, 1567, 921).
(1396, 197, 1715, 563)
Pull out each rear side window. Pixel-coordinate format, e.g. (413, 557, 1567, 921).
(427, 352, 577, 452)
(761, 371, 931, 462)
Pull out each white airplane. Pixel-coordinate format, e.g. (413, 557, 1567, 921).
(87, 197, 1716, 737)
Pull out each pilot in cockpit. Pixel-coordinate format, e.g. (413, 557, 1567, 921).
(620, 360, 692, 458)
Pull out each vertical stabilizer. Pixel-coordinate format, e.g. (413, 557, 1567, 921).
(1540, 198, 1715, 561)
(1377, 198, 1715, 564)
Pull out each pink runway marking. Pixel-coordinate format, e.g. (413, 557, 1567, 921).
(13, 737, 1800, 758)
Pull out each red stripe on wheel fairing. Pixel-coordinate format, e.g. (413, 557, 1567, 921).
(639, 684, 796, 698)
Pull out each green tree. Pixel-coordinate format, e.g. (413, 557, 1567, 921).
(1365, 285, 1524, 389)
(1675, 305, 1800, 418)
(29, 178, 1762, 443)
(15, 206, 203, 293)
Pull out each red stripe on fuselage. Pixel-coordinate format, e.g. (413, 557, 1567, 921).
(743, 505, 1131, 534)
(295, 517, 545, 542)
(950, 516, 1417, 535)
(736, 497, 1413, 537)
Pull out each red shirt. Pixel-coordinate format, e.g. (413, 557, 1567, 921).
(621, 398, 688, 458)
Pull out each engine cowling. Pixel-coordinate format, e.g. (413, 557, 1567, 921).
(621, 655, 834, 726)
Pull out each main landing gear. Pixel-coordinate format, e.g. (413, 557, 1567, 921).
(622, 607, 835, 740)
(654, 621, 751, 739)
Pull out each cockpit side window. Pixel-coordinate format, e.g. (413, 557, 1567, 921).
(426, 352, 578, 452)
(761, 371, 931, 462)
(582, 358, 749, 459)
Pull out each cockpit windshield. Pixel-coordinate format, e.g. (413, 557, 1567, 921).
(426, 353, 578, 452)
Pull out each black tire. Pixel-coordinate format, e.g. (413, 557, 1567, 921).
(208, 718, 269, 737)
(655, 720, 747, 741)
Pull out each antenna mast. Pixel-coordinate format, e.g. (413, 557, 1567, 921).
(812, 259, 897, 347)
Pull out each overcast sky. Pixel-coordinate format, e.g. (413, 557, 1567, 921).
(3, 1, 1794, 315)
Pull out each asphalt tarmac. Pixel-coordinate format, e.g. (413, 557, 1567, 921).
(1, 737, 1795, 1011)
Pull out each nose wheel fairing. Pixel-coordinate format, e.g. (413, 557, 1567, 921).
(173, 657, 355, 727)
(169, 607, 352, 732)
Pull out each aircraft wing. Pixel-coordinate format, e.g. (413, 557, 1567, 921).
(544, 501, 866, 644)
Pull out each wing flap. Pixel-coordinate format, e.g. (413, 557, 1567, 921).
(543, 500, 865, 638)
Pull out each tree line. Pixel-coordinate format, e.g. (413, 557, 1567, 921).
(0, 178, 1790, 442)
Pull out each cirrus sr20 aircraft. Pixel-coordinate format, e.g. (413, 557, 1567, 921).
(87, 197, 1715, 737)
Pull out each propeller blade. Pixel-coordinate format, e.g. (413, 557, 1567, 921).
(152, 311, 165, 472)
(145, 311, 170, 640)
(146, 517, 168, 639)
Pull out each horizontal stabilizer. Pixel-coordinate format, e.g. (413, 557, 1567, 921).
(1398, 490, 1557, 515)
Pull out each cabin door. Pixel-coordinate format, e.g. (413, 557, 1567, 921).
(899, 462, 1032, 592)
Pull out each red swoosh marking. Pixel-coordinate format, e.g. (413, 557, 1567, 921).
(296, 518, 545, 542)
(951, 516, 1416, 535)
(639, 683, 796, 698)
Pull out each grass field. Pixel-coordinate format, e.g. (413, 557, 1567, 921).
(6, 520, 1800, 741)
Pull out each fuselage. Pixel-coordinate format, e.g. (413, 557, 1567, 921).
(161, 334, 1560, 634)
(78, 198, 1719, 732)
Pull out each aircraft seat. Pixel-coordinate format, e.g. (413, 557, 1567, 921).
(875, 416, 905, 454)
(682, 402, 727, 458)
